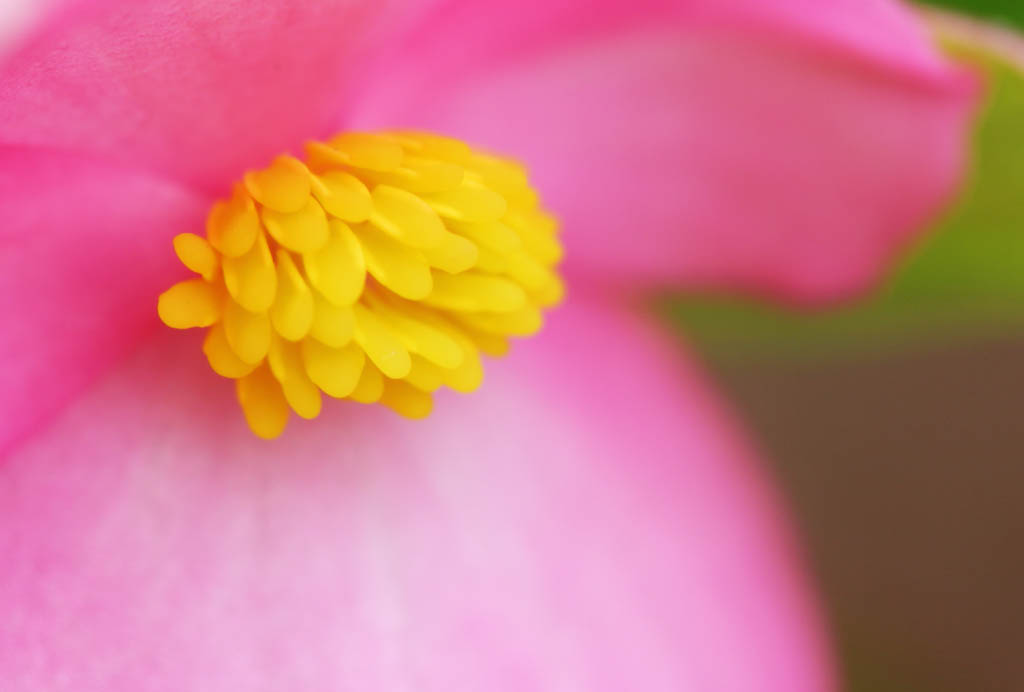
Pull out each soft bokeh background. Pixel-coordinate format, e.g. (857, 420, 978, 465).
(663, 2, 1023, 689)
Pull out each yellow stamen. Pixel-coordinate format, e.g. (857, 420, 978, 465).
(158, 131, 564, 438)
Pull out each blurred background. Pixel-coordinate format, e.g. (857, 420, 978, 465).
(664, 2, 1023, 689)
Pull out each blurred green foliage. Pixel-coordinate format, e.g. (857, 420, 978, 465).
(919, 0, 1024, 28)
(663, 44, 1024, 363)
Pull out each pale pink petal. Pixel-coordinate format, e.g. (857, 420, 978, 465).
(0, 0, 440, 190)
(0, 300, 834, 691)
(0, 0, 57, 59)
(351, 3, 977, 301)
(0, 147, 209, 455)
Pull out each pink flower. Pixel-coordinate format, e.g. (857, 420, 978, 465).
(0, 1, 975, 690)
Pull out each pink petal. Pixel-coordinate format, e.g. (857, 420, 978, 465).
(351, 2, 978, 301)
(0, 0, 976, 445)
(0, 147, 209, 455)
(0, 0, 55, 59)
(0, 0, 435, 190)
(0, 300, 834, 691)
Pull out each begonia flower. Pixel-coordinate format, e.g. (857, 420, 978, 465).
(0, 1, 975, 690)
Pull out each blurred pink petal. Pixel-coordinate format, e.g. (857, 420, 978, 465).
(354, 4, 977, 300)
(0, 147, 207, 455)
(0, 0, 433, 189)
(0, 300, 833, 691)
(0, 0, 977, 450)
(0, 1, 52, 58)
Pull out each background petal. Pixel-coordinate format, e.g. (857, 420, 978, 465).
(0, 0, 58, 59)
(0, 300, 834, 691)
(0, 147, 208, 455)
(0, 0, 438, 190)
(349, 1, 977, 301)
(0, 0, 978, 446)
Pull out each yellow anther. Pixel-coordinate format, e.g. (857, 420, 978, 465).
(310, 170, 372, 222)
(222, 230, 277, 313)
(267, 337, 322, 419)
(157, 278, 221, 328)
(462, 328, 509, 357)
(303, 220, 365, 306)
(223, 299, 271, 364)
(309, 292, 355, 348)
(506, 251, 555, 291)
(361, 157, 465, 195)
(352, 303, 411, 379)
(203, 323, 255, 378)
(534, 274, 566, 307)
(467, 154, 530, 195)
(392, 131, 470, 161)
(301, 339, 364, 398)
(356, 224, 433, 300)
(206, 186, 260, 258)
(404, 356, 444, 393)
(327, 133, 404, 171)
(425, 272, 526, 313)
(243, 155, 311, 213)
(270, 249, 314, 341)
(424, 177, 507, 223)
(379, 380, 433, 419)
(349, 362, 384, 404)
(365, 295, 464, 370)
(421, 231, 478, 274)
(451, 219, 521, 253)
(236, 365, 290, 439)
(159, 130, 564, 438)
(459, 306, 543, 337)
(401, 157, 465, 193)
(369, 185, 446, 249)
(260, 196, 329, 254)
(474, 244, 508, 273)
(440, 341, 484, 393)
(173, 233, 219, 281)
(505, 209, 563, 264)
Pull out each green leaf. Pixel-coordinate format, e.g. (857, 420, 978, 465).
(918, 0, 1024, 30)
(663, 43, 1024, 363)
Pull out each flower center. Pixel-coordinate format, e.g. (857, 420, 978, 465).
(158, 131, 564, 438)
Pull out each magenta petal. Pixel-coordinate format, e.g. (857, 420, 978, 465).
(0, 0, 422, 190)
(352, 3, 977, 301)
(0, 147, 208, 455)
(0, 300, 834, 690)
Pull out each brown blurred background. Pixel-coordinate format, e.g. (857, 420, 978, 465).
(694, 338, 1023, 691)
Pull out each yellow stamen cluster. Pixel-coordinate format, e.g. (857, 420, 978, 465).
(158, 131, 564, 438)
